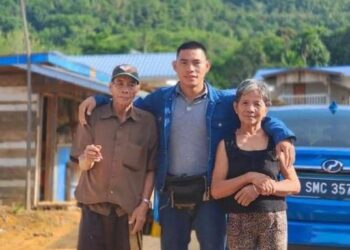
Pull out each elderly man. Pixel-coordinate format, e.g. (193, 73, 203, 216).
(71, 64, 158, 250)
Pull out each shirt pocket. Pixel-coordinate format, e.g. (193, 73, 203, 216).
(122, 143, 146, 171)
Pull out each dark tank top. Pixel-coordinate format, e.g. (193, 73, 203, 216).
(220, 134, 286, 213)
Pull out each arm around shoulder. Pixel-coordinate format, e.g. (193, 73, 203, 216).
(78, 95, 110, 125)
(262, 116, 296, 144)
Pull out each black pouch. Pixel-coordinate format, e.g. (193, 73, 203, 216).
(165, 175, 208, 209)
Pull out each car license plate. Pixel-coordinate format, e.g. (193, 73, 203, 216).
(298, 177, 350, 200)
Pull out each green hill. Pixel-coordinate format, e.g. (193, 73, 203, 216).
(1, 0, 350, 87)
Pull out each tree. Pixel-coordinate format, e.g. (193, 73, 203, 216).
(291, 29, 330, 66)
(324, 26, 350, 65)
(215, 38, 268, 88)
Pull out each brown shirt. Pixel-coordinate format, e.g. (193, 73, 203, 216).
(71, 103, 158, 215)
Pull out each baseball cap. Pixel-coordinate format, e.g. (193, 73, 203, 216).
(111, 64, 140, 83)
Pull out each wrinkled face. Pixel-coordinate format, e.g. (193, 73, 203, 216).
(234, 89, 268, 126)
(172, 48, 210, 89)
(109, 75, 139, 106)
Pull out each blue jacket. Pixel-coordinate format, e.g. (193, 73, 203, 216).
(96, 83, 295, 191)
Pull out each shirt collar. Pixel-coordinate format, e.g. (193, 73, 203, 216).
(100, 102, 140, 121)
(175, 83, 208, 101)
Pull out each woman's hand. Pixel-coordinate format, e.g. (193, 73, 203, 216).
(234, 184, 259, 206)
(255, 179, 277, 195)
(249, 172, 276, 195)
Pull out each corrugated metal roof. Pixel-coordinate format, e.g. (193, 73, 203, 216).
(15, 64, 109, 93)
(318, 66, 350, 77)
(67, 53, 178, 81)
(253, 68, 284, 79)
(254, 66, 350, 79)
(0, 51, 178, 91)
(0, 52, 110, 83)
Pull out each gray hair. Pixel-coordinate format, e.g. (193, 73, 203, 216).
(235, 79, 271, 106)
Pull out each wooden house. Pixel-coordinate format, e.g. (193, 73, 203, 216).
(0, 51, 177, 207)
(254, 67, 350, 105)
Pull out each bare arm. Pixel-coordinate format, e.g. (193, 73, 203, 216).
(256, 162, 300, 197)
(129, 118, 157, 234)
(129, 170, 155, 234)
(211, 140, 269, 199)
(273, 163, 300, 196)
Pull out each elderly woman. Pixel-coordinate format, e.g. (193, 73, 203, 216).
(211, 79, 300, 250)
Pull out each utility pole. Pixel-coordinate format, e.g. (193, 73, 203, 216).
(20, 0, 33, 210)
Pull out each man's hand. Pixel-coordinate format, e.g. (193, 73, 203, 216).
(79, 96, 96, 125)
(129, 202, 149, 234)
(84, 144, 103, 162)
(234, 184, 259, 206)
(78, 144, 102, 171)
(276, 139, 295, 168)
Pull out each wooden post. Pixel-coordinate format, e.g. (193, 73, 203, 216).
(43, 95, 58, 201)
(33, 95, 44, 206)
(20, 0, 33, 210)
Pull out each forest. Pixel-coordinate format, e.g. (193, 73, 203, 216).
(1, 0, 350, 88)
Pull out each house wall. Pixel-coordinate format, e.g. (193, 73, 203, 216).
(275, 71, 328, 85)
(267, 71, 333, 105)
(33, 78, 94, 203)
(265, 70, 350, 105)
(0, 73, 38, 205)
(280, 83, 327, 95)
(331, 85, 350, 104)
(0, 69, 101, 206)
(306, 83, 327, 94)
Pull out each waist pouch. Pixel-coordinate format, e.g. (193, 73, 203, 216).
(165, 174, 209, 209)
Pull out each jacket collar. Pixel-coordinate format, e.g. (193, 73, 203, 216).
(168, 81, 220, 103)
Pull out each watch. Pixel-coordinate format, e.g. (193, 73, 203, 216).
(142, 198, 152, 208)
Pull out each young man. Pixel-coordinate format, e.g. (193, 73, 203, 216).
(78, 41, 295, 250)
(72, 64, 158, 250)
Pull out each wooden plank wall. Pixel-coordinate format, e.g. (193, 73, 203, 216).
(0, 83, 38, 205)
(0, 71, 104, 206)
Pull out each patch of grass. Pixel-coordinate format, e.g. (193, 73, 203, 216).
(11, 203, 24, 215)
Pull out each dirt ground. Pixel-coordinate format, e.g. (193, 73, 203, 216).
(0, 205, 199, 250)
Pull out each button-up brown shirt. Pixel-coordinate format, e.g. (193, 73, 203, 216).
(71, 103, 158, 215)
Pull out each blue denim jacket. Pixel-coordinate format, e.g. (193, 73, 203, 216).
(95, 82, 295, 192)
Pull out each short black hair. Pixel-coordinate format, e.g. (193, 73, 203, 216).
(176, 41, 208, 58)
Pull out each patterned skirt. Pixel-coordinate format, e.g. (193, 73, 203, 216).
(227, 211, 287, 250)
